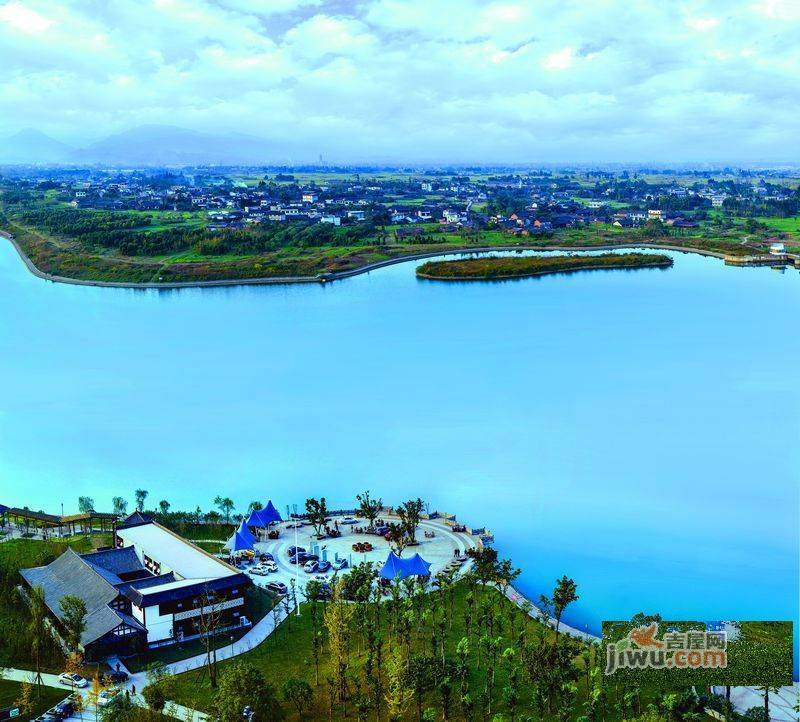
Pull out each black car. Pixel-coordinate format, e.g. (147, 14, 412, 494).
(259, 552, 274, 562)
(303, 553, 319, 562)
(266, 581, 288, 595)
(105, 670, 128, 684)
(286, 546, 306, 557)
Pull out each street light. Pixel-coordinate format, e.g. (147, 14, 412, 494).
(293, 503, 300, 617)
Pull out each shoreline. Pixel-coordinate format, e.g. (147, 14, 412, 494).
(1, 228, 746, 290)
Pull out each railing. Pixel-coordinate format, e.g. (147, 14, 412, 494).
(174, 596, 244, 621)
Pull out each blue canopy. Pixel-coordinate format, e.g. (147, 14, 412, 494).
(379, 552, 431, 580)
(245, 500, 282, 527)
(246, 508, 264, 527)
(224, 531, 253, 552)
(237, 519, 257, 545)
(260, 500, 283, 523)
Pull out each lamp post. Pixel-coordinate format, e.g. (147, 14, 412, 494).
(293, 503, 300, 617)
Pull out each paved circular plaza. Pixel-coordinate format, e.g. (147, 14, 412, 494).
(244, 514, 482, 593)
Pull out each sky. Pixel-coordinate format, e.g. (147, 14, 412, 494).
(0, 0, 799, 163)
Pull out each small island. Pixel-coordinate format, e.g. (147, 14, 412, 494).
(416, 252, 674, 280)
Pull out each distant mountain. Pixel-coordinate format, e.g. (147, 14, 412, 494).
(73, 125, 305, 166)
(0, 129, 74, 164)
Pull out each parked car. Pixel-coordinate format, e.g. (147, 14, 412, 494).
(316, 560, 331, 573)
(259, 552, 274, 562)
(98, 688, 121, 706)
(44, 706, 66, 720)
(286, 546, 306, 557)
(303, 553, 319, 562)
(303, 560, 318, 574)
(105, 670, 128, 684)
(250, 563, 270, 576)
(340, 517, 358, 525)
(289, 553, 307, 565)
(54, 700, 76, 717)
(266, 581, 288, 595)
(58, 672, 88, 688)
(332, 557, 348, 571)
(375, 525, 390, 536)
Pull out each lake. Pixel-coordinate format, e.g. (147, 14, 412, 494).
(1, 240, 798, 659)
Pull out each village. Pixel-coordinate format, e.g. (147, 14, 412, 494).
(2, 165, 798, 238)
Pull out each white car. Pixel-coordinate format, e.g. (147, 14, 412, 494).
(59, 672, 88, 688)
(251, 561, 277, 576)
(331, 558, 348, 571)
(98, 688, 121, 706)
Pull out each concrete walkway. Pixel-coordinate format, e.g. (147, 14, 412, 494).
(712, 684, 800, 721)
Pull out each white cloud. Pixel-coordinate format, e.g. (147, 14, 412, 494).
(0, 1, 51, 33)
(0, 0, 797, 161)
(542, 46, 575, 71)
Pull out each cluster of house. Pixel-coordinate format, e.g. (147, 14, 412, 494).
(6, 167, 796, 237)
(19, 512, 252, 660)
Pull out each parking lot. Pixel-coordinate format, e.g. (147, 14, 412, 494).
(239, 514, 481, 596)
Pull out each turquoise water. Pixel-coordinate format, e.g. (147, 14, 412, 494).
(1, 241, 798, 660)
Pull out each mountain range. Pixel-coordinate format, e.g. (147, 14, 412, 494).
(0, 125, 311, 166)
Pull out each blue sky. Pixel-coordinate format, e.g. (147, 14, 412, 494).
(1, 0, 798, 162)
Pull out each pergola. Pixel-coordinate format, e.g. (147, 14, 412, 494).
(1, 507, 118, 537)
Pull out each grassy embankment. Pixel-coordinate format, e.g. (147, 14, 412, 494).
(163, 580, 723, 722)
(417, 252, 674, 280)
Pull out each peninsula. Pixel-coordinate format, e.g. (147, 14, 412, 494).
(416, 252, 674, 280)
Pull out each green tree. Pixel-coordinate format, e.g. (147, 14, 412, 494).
(282, 678, 313, 716)
(305, 497, 328, 537)
(397, 498, 424, 543)
(28, 584, 47, 693)
(211, 661, 284, 722)
(111, 497, 127, 517)
(551, 576, 579, 642)
(59, 595, 87, 652)
(158, 500, 170, 516)
(78, 496, 95, 513)
(356, 491, 383, 527)
(134, 489, 148, 512)
(142, 684, 165, 712)
(213, 496, 234, 523)
(247, 500, 263, 513)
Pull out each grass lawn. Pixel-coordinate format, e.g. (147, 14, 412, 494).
(755, 215, 800, 233)
(0, 680, 67, 717)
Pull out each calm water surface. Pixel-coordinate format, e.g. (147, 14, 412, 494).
(1, 242, 798, 657)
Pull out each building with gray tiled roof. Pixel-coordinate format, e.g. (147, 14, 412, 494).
(20, 513, 251, 660)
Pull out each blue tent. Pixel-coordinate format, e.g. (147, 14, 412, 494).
(237, 519, 257, 545)
(224, 531, 253, 552)
(260, 500, 283, 523)
(379, 552, 432, 580)
(246, 508, 264, 527)
(245, 500, 282, 527)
